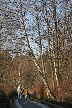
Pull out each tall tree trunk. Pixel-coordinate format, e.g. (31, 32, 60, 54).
(35, 4, 45, 77)
(42, 0, 55, 88)
(52, 0, 59, 89)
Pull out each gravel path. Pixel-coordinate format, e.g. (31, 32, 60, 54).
(15, 97, 50, 108)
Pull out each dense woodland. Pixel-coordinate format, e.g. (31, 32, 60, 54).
(0, 0, 72, 105)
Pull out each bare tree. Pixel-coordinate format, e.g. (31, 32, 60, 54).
(19, 0, 55, 100)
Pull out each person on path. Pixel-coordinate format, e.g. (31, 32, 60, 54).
(23, 88, 28, 99)
(17, 85, 22, 99)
